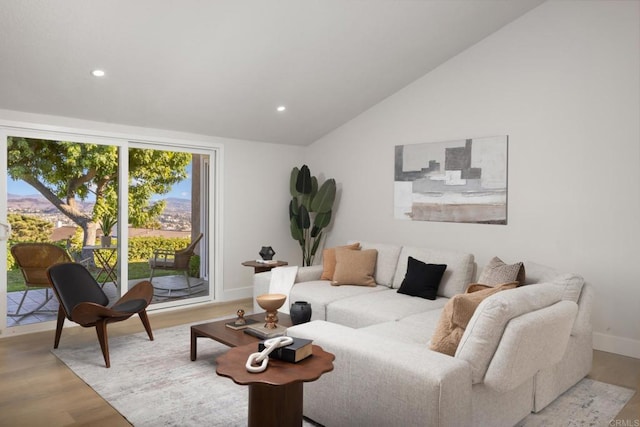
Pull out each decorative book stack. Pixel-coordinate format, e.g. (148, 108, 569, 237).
(224, 318, 259, 330)
(258, 338, 313, 363)
(244, 323, 287, 339)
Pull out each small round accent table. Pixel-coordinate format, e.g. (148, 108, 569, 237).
(216, 343, 334, 427)
(241, 260, 288, 274)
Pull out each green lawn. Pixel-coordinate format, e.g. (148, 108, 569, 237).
(7, 261, 184, 292)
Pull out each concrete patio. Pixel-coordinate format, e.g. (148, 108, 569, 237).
(6, 275, 209, 327)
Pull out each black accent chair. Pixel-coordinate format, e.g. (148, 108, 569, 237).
(47, 263, 154, 368)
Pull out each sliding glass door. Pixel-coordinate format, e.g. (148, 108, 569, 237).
(127, 146, 211, 305)
(2, 128, 219, 332)
(4, 135, 121, 327)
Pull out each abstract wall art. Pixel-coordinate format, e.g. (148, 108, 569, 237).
(394, 136, 508, 224)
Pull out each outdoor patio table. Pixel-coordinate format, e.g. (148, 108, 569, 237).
(83, 245, 117, 288)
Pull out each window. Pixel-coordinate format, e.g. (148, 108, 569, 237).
(1, 127, 221, 333)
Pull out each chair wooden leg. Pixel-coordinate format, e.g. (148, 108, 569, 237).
(138, 310, 154, 341)
(95, 320, 110, 368)
(54, 306, 65, 349)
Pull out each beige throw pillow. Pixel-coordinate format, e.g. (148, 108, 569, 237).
(478, 256, 525, 286)
(429, 282, 517, 356)
(321, 242, 361, 281)
(331, 248, 378, 287)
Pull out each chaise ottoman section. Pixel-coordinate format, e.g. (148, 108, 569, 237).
(287, 320, 473, 427)
(326, 289, 449, 328)
(359, 308, 444, 345)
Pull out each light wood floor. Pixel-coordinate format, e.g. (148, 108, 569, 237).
(1, 300, 638, 426)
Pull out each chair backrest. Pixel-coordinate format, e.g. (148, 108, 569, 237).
(178, 233, 203, 255)
(47, 263, 109, 318)
(174, 233, 204, 267)
(11, 243, 72, 287)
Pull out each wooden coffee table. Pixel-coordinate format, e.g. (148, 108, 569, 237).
(191, 312, 293, 361)
(216, 343, 334, 427)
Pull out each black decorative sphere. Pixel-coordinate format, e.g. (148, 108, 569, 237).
(290, 301, 312, 325)
(259, 246, 275, 260)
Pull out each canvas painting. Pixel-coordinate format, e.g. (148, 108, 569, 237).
(394, 136, 508, 224)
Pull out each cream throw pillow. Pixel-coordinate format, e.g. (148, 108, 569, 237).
(429, 282, 517, 356)
(331, 248, 378, 287)
(478, 256, 525, 286)
(321, 242, 361, 280)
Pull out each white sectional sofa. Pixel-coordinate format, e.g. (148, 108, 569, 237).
(253, 241, 593, 426)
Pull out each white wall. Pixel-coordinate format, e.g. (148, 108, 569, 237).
(222, 139, 304, 299)
(0, 109, 304, 303)
(306, 1, 640, 358)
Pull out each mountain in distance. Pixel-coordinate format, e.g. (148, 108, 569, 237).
(7, 193, 94, 212)
(160, 197, 192, 213)
(8, 193, 191, 213)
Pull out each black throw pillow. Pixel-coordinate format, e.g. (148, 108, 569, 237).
(397, 256, 447, 300)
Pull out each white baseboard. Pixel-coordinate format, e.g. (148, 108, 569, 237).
(593, 332, 640, 359)
(219, 286, 253, 302)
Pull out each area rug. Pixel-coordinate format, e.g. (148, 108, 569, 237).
(53, 322, 635, 427)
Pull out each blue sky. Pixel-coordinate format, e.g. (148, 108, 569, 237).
(8, 163, 192, 200)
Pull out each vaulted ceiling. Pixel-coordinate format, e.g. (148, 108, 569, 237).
(0, 0, 544, 145)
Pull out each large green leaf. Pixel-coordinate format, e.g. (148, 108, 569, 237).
(289, 167, 299, 197)
(290, 217, 303, 242)
(295, 204, 311, 230)
(289, 198, 299, 220)
(313, 210, 332, 229)
(310, 179, 336, 213)
(301, 176, 318, 211)
(295, 165, 313, 195)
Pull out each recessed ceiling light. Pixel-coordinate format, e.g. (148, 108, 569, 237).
(276, 105, 286, 112)
(91, 69, 106, 77)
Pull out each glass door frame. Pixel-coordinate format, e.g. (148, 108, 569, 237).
(127, 140, 221, 311)
(0, 122, 223, 336)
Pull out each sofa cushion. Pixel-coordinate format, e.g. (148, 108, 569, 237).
(521, 260, 560, 284)
(392, 247, 475, 298)
(361, 309, 444, 345)
(321, 242, 361, 280)
(332, 248, 377, 286)
(397, 257, 447, 300)
(455, 283, 566, 384)
(483, 300, 577, 392)
(289, 280, 387, 322)
(326, 289, 448, 328)
(429, 282, 517, 356)
(549, 273, 584, 303)
(523, 261, 584, 304)
(349, 241, 402, 287)
(478, 256, 525, 286)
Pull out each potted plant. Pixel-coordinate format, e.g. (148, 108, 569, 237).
(100, 213, 117, 247)
(289, 165, 336, 266)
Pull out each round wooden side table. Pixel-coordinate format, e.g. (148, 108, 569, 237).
(216, 343, 334, 427)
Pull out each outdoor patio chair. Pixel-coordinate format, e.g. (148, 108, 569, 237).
(148, 232, 203, 296)
(47, 262, 154, 368)
(9, 242, 72, 317)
